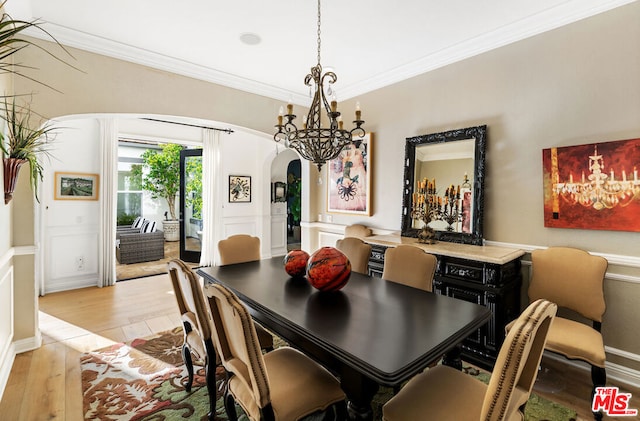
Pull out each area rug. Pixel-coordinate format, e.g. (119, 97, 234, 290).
(80, 328, 578, 421)
(81, 327, 225, 421)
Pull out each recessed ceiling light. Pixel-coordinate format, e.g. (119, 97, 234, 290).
(239, 33, 261, 46)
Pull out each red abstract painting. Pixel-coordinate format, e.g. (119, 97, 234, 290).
(542, 137, 640, 231)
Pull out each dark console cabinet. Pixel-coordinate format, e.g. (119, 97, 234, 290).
(366, 240, 522, 370)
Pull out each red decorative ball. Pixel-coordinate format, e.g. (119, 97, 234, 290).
(306, 247, 351, 292)
(284, 249, 310, 278)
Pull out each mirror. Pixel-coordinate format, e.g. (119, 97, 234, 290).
(401, 125, 487, 245)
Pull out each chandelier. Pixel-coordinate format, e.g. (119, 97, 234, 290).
(553, 145, 640, 210)
(274, 0, 365, 171)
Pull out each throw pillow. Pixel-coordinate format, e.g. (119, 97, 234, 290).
(132, 216, 145, 229)
(140, 220, 157, 233)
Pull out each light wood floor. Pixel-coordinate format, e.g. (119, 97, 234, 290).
(1, 274, 639, 420)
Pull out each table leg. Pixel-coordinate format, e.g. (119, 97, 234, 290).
(339, 366, 379, 421)
(442, 345, 463, 370)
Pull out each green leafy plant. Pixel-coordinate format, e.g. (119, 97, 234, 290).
(287, 172, 301, 226)
(117, 211, 138, 226)
(0, 97, 57, 201)
(131, 143, 183, 220)
(185, 155, 202, 219)
(0, 1, 77, 92)
(0, 1, 78, 203)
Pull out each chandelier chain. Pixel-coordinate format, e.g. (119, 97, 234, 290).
(317, 0, 322, 66)
(273, 0, 366, 171)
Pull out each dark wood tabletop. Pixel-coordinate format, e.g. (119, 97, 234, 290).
(198, 256, 491, 420)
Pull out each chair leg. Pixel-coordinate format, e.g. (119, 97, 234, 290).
(333, 400, 349, 421)
(182, 343, 194, 392)
(591, 365, 606, 421)
(224, 381, 238, 421)
(205, 358, 217, 421)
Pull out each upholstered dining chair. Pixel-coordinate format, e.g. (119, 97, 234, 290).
(217, 234, 274, 351)
(382, 245, 437, 292)
(382, 299, 557, 421)
(207, 282, 349, 421)
(344, 223, 373, 239)
(167, 259, 218, 420)
(336, 237, 372, 274)
(515, 246, 608, 421)
(218, 234, 261, 265)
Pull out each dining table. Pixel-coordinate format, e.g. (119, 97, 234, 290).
(198, 256, 491, 421)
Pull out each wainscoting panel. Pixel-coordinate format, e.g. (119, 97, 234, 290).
(45, 226, 99, 293)
(222, 218, 258, 238)
(318, 231, 342, 248)
(270, 215, 287, 257)
(0, 254, 14, 400)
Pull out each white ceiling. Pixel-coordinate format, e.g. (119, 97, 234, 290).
(7, 0, 636, 105)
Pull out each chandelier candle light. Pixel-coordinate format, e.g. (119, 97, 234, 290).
(274, 0, 365, 171)
(412, 177, 465, 242)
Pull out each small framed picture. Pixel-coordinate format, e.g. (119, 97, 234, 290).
(54, 172, 99, 200)
(272, 181, 286, 202)
(229, 175, 251, 202)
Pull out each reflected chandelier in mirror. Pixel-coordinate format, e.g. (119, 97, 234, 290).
(401, 125, 487, 245)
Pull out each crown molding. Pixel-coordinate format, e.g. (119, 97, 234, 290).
(339, 0, 638, 99)
(20, 0, 637, 103)
(22, 24, 310, 106)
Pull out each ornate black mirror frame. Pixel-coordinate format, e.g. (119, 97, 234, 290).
(400, 125, 487, 245)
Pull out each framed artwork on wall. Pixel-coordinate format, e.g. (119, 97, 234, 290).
(271, 181, 286, 203)
(327, 133, 372, 215)
(542, 136, 640, 231)
(229, 175, 251, 203)
(54, 172, 99, 200)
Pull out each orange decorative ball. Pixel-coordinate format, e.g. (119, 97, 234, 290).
(306, 247, 351, 292)
(284, 249, 310, 278)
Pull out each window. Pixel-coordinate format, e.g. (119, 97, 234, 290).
(117, 169, 142, 226)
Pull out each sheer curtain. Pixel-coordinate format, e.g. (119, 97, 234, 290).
(200, 128, 223, 267)
(98, 118, 118, 287)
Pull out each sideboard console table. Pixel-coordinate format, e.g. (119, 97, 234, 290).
(363, 234, 525, 370)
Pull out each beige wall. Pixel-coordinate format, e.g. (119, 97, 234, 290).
(328, 3, 640, 254)
(10, 3, 640, 373)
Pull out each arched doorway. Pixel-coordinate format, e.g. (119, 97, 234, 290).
(286, 159, 302, 249)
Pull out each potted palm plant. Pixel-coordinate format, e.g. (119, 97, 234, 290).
(1, 98, 56, 204)
(131, 143, 182, 241)
(0, 1, 76, 204)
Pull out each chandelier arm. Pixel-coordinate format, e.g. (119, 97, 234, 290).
(272, 0, 366, 172)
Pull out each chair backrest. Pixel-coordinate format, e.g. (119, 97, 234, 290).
(206, 282, 271, 410)
(218, 234, 261, 265)
(167, 259, 212, 342)
(528, 247, 608, 322)
(336, 237, 372, 274)
(344, 224, 372, 239)
(382, 245, 437, 291)
(482, 299, 557, 421)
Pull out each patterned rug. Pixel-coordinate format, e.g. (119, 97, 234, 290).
(80, 328, 578, 421)
(81, 327, 222, 421)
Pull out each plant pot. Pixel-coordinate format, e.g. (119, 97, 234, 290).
(292, 225, 301, 242)
(3, 158, 28, 204)
(162, 220, 180, 242)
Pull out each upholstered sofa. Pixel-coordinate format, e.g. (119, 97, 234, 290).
(116, 229, 165, 264)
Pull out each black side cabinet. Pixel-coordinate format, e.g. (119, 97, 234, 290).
(367, 243, 521, 370)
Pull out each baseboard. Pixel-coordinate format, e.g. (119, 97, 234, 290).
(0, 331, 40, 401)
(545, 351, 640, 389)
(0, 342, 15, 401)
(13, 332, 42, 355)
